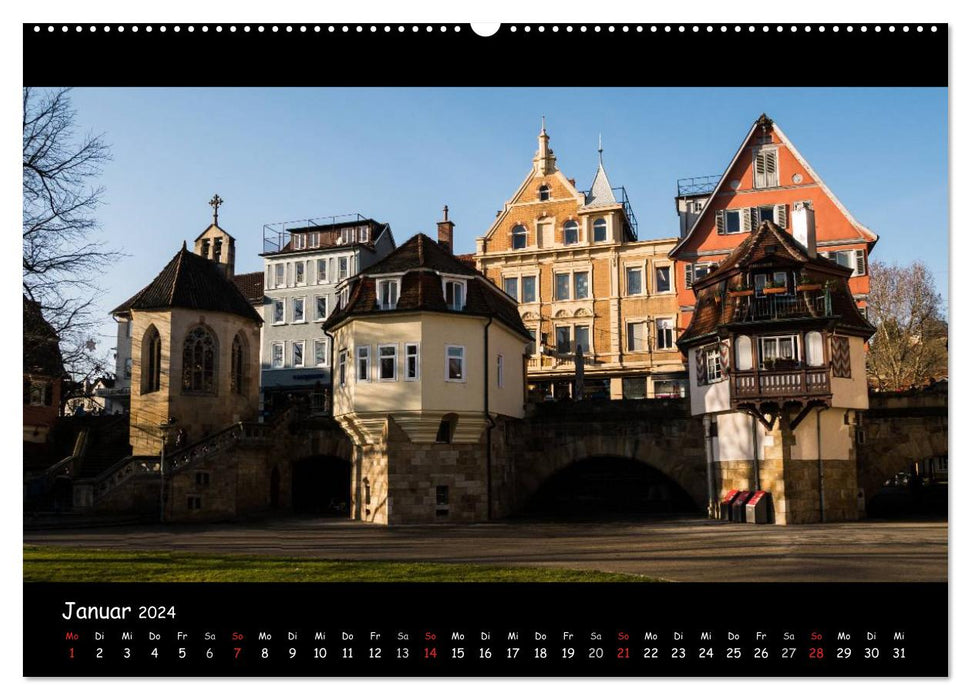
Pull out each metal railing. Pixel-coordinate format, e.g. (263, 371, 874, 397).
(580, 185, 638, 239)
(677, 175, 720, 197)
(732, 291, 832, 322)
(262, 213, 370, 255)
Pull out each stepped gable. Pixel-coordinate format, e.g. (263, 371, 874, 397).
(111, 244, 262, 323)
(325, 233, 530, 338)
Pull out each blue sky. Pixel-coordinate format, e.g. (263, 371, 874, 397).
(65, 87, 947, 354)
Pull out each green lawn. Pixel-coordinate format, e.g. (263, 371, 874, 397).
(23, 546, 653, 583)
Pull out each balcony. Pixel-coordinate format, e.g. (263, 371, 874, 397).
(731, 291, 832, 323)
(731, 365, 831, 406)
(677, 175, 720, 197)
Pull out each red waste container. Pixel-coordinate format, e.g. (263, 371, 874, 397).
(731, 491, 753, 522)
(744, 490, 773, 524)
(720, 489, 739, 521)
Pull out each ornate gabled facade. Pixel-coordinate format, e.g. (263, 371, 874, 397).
(475, 123, 686, 400)
(678, 211, 875, 524)
(672, 114, 878, 331)
(324, 226, 531, 524)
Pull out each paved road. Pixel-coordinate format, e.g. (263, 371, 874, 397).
(24, 517, 947, 582)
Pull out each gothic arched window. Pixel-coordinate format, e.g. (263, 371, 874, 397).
(563, 220, 579, 245)
(182, 326, 217, 394)
(231, 333, 245, 395)
(142, 325, 162, 394)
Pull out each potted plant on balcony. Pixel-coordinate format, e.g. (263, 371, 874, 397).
(764, 281, 789, 294)
(796, 274, 822, 292)
(728, 281, 754, 298)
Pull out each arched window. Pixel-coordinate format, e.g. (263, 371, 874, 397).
(538, 184, 551, 201)
(805, 331, 824, 367)
(734, 335, 753, 371)
(593, 218, 607, 242)
(563, 220, 579, 245)
(511, 225, 527, 250)
(182, 326, 217, 394)
(141, 325, 162, 394)
(231, 333, 245, 394)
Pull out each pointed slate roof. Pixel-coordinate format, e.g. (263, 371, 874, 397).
(324, 233, 530, 339)
(111, 244, 262, 323)
(584, 162, 616, 206)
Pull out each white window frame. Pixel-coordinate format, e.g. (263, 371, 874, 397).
(377, 279, 400, 310)
(293, 233, 306, 250)
(317, 258, 328, 284)
(271, 342, 285, 369)
(314, 339, 329, 367)
(378, 344, 398, 381)
(309, 232, 320, 248)
(272, 298, 286, 325)
(822, 249, 867, 277)
(338, 257, 349, 280)
(295, 261, 307, 286)
(753, 147, 780, 189)
(655, 317, 676, 350)
(554, 272, 571, 301)
(338, 349, 348, 386)
(292, 296, 306, 324)
(292, 341, 306, 368)
(592, 217, 608, 243)
(443, 279, 467, 311)
(405, 343, 420, 381)
(314, 295, 328, 322)
(274, 263, 285, 289)
(573, 270, 590, 300)
(445, 345, 466, 382)
(626, 320, 649, 352)
(511, 225, 528, 250)
(356, 345, 371, 383)
(705, 347, 723, 382)
(358, 226, 369, 243)
(758, 334, 800, 368)
(625, 266, 644, 296)
(563, 220, 580, 245)
(654, 264, 673, 294)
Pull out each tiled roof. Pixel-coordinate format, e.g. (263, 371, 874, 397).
(324, 233, 530, 338)
(23, 297, 65, 376)
(584, 162, 616, 206)
(233, 271, 265, 305)
(111, 244, 263, 323)
(454, 253, 478, 271)
(678, 221, 875, 346)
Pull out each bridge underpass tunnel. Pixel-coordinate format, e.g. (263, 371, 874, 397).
(290, 456, 352, 516)
(522, 456, 701, 520)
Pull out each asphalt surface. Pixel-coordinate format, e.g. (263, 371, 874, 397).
(23, 516, 948, 582)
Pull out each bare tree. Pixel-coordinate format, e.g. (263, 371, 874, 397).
(866, 260, 948, 391)
(23, 87, 118, 387)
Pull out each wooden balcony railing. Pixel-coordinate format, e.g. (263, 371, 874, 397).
(731, 366, 831, 403)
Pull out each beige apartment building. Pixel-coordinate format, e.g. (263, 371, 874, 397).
(474, 123, 687, 400)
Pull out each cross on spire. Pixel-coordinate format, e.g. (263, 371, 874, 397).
(209, 193, 224, 225)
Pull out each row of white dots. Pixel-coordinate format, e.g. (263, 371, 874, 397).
(33, 24, 939, 34)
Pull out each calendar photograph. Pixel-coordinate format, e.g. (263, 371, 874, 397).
(20, 22, 948, 678)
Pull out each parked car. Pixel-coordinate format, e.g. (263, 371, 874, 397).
(866, 470, 948, 518)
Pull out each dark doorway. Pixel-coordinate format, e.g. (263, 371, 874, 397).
(522, 456, 700, 520)
(291, 456, 351, 516)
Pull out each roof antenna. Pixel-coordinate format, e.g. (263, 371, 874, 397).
(598, 133, 603, 165)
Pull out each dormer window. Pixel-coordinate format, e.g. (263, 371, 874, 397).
(593, 218, 607, 243)
(511, 225, 527, 250)
(753, 148, 779, 189)
(309, 232, 320, 248)
(358, 226, 369, 243)
(377, 279, 400, 310)
(293, 233, 306, 250)
(443, 279, 466, 311)
(538, 184, 551, 201)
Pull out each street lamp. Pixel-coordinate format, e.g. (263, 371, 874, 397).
(158, 417, 178, 523)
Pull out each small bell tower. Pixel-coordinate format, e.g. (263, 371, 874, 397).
(194, 193, 236, 278)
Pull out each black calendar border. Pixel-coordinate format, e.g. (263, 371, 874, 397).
(23, 23, 947, 88)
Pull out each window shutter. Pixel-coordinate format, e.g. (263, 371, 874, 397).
(715, 209, 725, 234)
(685, 264, 694, 288)
(719, 340, 731, 376)
(754, 152, 766, 189)
(774, 203, 787, 229)
(854, 249, 866, 276)
(765, 150, 778, 186)
(695, 348, 707, 386)
(743, 208, 754, 232)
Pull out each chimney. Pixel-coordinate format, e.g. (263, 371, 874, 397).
(792, 201, 817, 258)
(437, 205, 454, 254)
